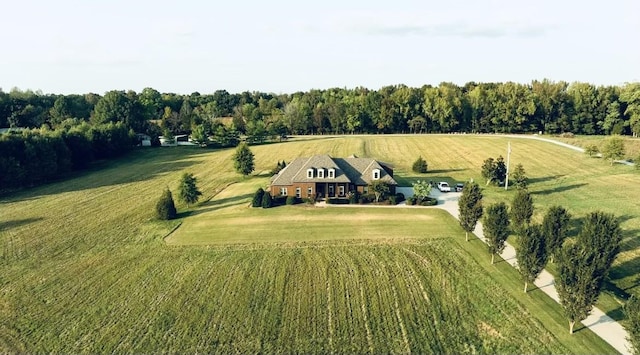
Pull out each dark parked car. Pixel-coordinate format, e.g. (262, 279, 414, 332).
(455, 183, 464, 192)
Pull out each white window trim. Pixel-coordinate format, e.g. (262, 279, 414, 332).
(296, 187, 301, 198)
(280, 187, 287, 196)
(328, 168, 335, 179)
(307, 187, 313, 197)
(372, 168, 380, 180)
(307, 168, 314, 179)
(318, 169, 325, 179)
(338, 185, 345, 196)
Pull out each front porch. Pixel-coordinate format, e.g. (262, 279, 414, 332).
(314, 182, 353, 200)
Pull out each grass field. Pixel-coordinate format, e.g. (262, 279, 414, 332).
(1, 134, 637, 353)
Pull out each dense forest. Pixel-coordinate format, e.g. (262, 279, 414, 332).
(1, 80, 640, 190)
(2, 80, 640, 137)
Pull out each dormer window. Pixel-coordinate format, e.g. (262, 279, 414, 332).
(307, 168, 314, 179)
(328, 168, 335, 179)
(318, 168, 325, 179)
(372, 168, 380, 180)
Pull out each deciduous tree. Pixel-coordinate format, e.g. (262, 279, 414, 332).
(623, 296, 640, 354)
(510, 189, 534, 233)
(556, 243, 598, 334)
(481, 157, 496, 185)
(557, 211, 622, 334)
(602, 136, 625, 165)
(584, 144, 599, 157)
(411, 180, 431, 201)
(370, 180, 390, 202)
(542, 206, 571, 263)
(511, 163, 528, 190)
(516, 224, 547, 292)
(458, 181, 483, 241)
(483, 202, 510, 264)
(233, 143, 254, 176)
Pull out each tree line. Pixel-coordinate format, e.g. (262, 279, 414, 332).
(2, 80, 640, 138)
(0, 122, 134, 190)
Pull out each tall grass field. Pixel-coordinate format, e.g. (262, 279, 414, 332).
(1, 134, 636, 353)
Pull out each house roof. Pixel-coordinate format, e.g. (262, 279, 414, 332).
(271, 155, 397, 186)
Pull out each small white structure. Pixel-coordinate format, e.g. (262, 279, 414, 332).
(159, 135, 196, 147)
(159, 136, 177, 147)
(135, 133, 152, 147)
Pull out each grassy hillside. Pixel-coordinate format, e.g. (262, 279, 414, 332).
(1, 134, 636, 353)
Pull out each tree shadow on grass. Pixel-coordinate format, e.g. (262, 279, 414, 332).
(528, 174, 566, 185)
(426, 168, 468, 174)
(0, 217, 44, 231)
(179, 193, 254, 218)
(530, 183, 588, 196)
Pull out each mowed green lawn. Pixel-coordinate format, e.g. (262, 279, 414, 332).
(0, 134, 636, 353)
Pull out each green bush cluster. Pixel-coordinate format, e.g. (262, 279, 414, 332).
(407, 196, 437, 206)
(252, 188, 265, 207)
(285, 196, 299, 205)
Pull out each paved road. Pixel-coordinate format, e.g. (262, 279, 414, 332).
(428, 188, 632, 355)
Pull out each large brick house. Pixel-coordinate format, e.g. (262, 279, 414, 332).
(269, 155, 397, 199)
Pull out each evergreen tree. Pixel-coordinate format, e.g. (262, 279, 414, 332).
(261, 191, 273, 208)
(458, 181, 483, 241)
(252, 188, 265, 207)
(516, 224, 548, 292)
(510, 189, 534, 233)
(412, 156, 428, 173)
(483, 202, 510, 264)
(542, 206, 571, 263)
(178, 172, 202, 207)
(156, 188, 177, 220)
(624, 296, 640, 354)
(495, 156, 507, 184)
(234, 143, 255, 175)
(271, 160, 287, 175)
(511, 163, 528, 190)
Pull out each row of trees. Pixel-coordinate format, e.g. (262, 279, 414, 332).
(3, 81, 640, 137)
(458, 169, 627, 336)
(0, 122, 134, 189)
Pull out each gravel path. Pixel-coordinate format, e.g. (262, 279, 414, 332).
(428, 189, 631, 354)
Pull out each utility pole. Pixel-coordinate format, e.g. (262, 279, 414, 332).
(505, 141, 511, 190)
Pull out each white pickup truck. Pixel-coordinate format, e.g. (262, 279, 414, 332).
(437, 182, 451, 192)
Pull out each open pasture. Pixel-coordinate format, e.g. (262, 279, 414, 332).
(1, 134, 636, 353)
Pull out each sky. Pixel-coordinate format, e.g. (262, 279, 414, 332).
(1, 0, 639, 95)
